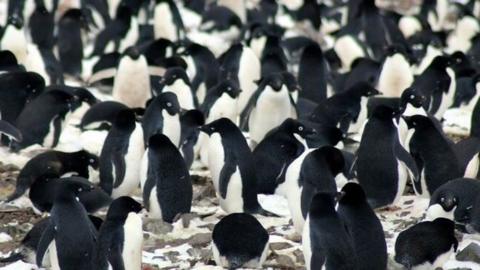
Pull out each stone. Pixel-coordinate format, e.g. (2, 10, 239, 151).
(456, 243, 480, 263)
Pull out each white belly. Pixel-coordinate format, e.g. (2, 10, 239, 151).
(148, 187, 163, 219)
(154, 3, 177, 41)
(112, 56, 151, 108)
(237, 47, 261, 114)
(122, 213, 143, 270)
(302, 217, 312, 270)
(49, 240, 60, 270)
(162, 111, 181, 147)
(163, 80, 195, 110)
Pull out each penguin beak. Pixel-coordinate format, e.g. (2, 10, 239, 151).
(198, 125, 209, 133)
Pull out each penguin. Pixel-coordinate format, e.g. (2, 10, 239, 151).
(219, 43, 261, 115)
(153, 0, 185, 41)
(410, 55, 455, 119)
(36, 179, 98, 270)
(426, 178, 480, 224)
(285, 146, 345, 234)
(80, 101, 129, 131)
(178, 109, 205, 169)
(452, 72, 480, 111)
(260, 35, 287, 77)
(153, 67, 196, 110)
(57, 9, 88, 78)
(394, 218, 458, 269)
(140, 134, 192, 222)
(99, 109, 144, 198)
(253, 118, 316, 195)
(404, 115, 462, 197)
(354, 106, 418, 209)
(7, 149, 99, 202)
(199, 118, 271, 215)
(0, 50, 23, 72)
(95, 196, 143, 270)
(310, 82, 380, 135)
(28, 2, 55, 50)
(298, 43, 328, 103)
(112, 47, 151, 108)
(13, 89, 79, 150)
(241, 73, 296, 145)
(212, 213, 269, 269)
(302, 192, 357, 270)
(199, 6, 242, 41)
(88, 52, 121, 88)
(142, 92, 181, 147)
(0, 215, 103, 265)
(1, 15, 28, 65)
(336, 57, 380, 93)
(446, 15, 479, 53)
(217, 0, 246, 23)
(337, 182, 387, 270)
(377, 45, 414, 97)
(29, 175, 112, 214)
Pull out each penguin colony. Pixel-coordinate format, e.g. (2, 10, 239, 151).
(0, 0, 480, 269)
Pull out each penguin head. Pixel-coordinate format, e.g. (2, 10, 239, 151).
(430, 55, 452, 69)
(7, 14, 23, 29)
(62, 9, 89, 29)
(73, 87, 98, 105)
(155, 92, 181, 115)
(403, 115, 433, 130)
(348, 82, 380, 97)
(181, 109, 205, 128)
(280, 118, 316, 138)
(309, 192, 337, 216)
(371, 105, 401, 121)
(281, 72, 301, 92)
(148, 133, 176, 150)
(219, 79, 242, 98)
(57, 178, 95, 197)
(106, 196, 143, 220)
(113, 109, 137, 131)
(437, 194, 458, 212)
(199, 118, 235, 136)
(400, 87, 426, 109)
(338, 182, 367, 205)
(160, 67, 190, 86)
(75, 150, 99, 170)
(24, 72, 46, 101)
(48, 90, 78, 110)
(260, 73, 286, 92)
(309, 146, 345, 176)
(124, 46, 141, 60)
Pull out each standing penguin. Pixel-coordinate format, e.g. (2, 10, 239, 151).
(28, 2, 55, 50)
(337, 182, 387, 270)
(153, 0, 185, 41)
(13, 89, 79, 150)
(354, 106, 418, 209)
(142, 92, 181, 147)
(199, 118, 269, 215)
(253, 118, 315, 195)
(241, 73, 296, 145)
(99, 109, 144, 198)
(140, 134, 192, 222)
(154, 67, 196, 110)
(112, 47, 151, 108)
(285, 146, 345, 234)
(377, 46, 413, 97)
(298, 43, 329, 103)
(36, 179, 98, 270)
(302, 192, 357, 270)
(212, 213, 269, 269)
(1, 15, 28, 65)
(57, 9, 88, 78)
(95, 196, 143, 270)
(395, 218, 458, 269)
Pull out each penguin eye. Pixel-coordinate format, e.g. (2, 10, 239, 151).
(298, 126, 304, 131)
(210, 127, 215, 131)
(172, 75, 177, 79)
(440, 197, 445, 202)
(227, 87, 232, 91)
(410, 94, 415, 100)
(166, 102, 172, 107)
(78, 188, 83, 192)
(89, 158, 95, 164)
(453, 197, 457, 203)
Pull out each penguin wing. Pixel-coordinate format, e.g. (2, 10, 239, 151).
(396, 143, 419, 181)
(142, 169, 156, 210)
(112, 153, 126, 188)
(51, 115, 63, 148)
(108, 228, 126, 270)
(239, 88, 263, 130)
(428, 88, 443, 115)
(453, 137, 480, 172)
(219, 155, 238, 199)
(36, 221, 55, 267)
(0, 120, 22, 142)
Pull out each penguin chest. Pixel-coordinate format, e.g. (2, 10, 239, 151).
(164, 80, 195, 110)
(378, 54, 413, 97)
(208, 95, 238, 123)
(122, 213, 143, 270)
(302, 217, 313, 270)
(162, 111, 181, 147)
(395, 159, 409, 204)
(154, 3, 177, 40)
(120, 18, 139, 52)
(113, 57, 151, 108)
(1, 27, 28, 64)
(237, 48, 261, 113)
(112, 124, 145, 198)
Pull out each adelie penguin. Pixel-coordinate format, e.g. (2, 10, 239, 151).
(12, 89, 79, 150)
(140, 134, 192, 222)
(95, 196, 143, 270)
(199, 118, 273, 215)
(142, 92, 182, 147)
(298, 43, 329, 103)
(80, 101, 130, 131)
(178, 109, 205, 169)
(7, 149, 99, 202)
(212, 213, 269, 269)
(112, 47, 151, 108)
(99, 109, 144, 198)
(36, 179, 98, 270)
(1, 15, 28, 65)
(337, 182, 387, 270)
(199, 5, 242, 41)
(153, 0, 185, 41)
(395, 218, 458, 270)
(285, 146, 345, 233)
(241, 72, 297, 146)
(253, 118, 316, 195)
(153, 67, 197, 110)
(302, 192, 358, 270)
(354, 106, 418, 209)
(377, 45, 414, 98)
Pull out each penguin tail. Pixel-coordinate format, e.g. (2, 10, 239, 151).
(0, 252, 24, 263)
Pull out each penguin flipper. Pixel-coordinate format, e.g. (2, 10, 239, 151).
(36, 222, 55, 267)
(112, 153, 126, 189)
(429, 89, 443, 116)
(109, 229, 126, 270)
(142, 172, 156, 210)
(51, 115, 63, 148)
(395, 142, 419, 181)
(219, 161, 237, 199)
(0, 120, 22, 142)
(239, 88, 263, 130)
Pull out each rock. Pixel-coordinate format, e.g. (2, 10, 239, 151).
(275, 254, 295, 267)
(143, 218, 173, 234)
(189, 233, 211, 247)
(293, 249, 304, 264)
(456, 243, 480, 263)
(270, 242, 292, 250)
(180, 213, 198, 228)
